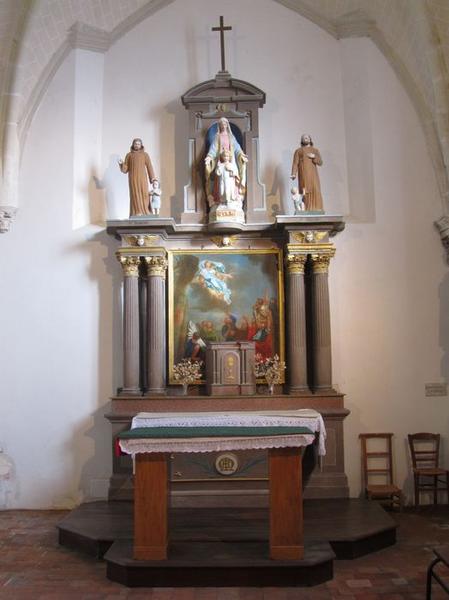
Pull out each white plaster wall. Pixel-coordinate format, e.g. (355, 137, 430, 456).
(0, 53, 117, 508)
(0, 0, 447, 508)
(333, 38, 449, 500)
(72, 49, 106, 229)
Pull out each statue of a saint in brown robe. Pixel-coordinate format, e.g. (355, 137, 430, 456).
(119, 138, 157, 217)
(290, 134, 323, 211)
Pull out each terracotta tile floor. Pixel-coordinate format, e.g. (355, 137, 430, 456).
(0, 507, 448, 599)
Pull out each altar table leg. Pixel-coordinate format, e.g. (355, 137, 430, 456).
(269, 447, 303, 560)
(134, 453, 168, 560)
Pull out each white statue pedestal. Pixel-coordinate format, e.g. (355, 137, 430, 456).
(209, 203, 245, 225)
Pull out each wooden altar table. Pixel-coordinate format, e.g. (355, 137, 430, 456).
(119, 410, 324, 563)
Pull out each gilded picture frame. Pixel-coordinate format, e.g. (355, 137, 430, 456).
(168, 248, 285, 385)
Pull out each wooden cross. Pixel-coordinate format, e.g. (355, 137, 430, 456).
(212, 16, 232, 72)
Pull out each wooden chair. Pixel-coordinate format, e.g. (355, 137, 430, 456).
(426, 546, 449, 599)
(408, 433, 449, 506)
(359, 433, 402, 510)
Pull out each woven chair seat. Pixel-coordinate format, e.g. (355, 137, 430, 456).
(413, 467, 448, 477)
(367, 484, 401, 495)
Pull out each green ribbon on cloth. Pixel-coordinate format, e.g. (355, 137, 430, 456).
(119, 426, 313, 439)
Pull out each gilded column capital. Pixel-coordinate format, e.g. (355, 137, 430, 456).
(117, 255, 140, 277)
(144, 255, 168, 278)
(310, 249, 336, 274)
(286, 253, 307, 274)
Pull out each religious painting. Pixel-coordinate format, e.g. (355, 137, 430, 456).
(168, 249, 284, 384)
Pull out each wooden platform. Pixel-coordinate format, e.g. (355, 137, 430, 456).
(105, 540, 334, 587)
(58, 499, 397, 587)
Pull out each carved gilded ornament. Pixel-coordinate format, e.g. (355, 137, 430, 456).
(117, 255, 140, 277)
(210, 235, 238, 247)
(145, 255, 168, 277)
(286, 253, 307, 274)
(310, 249, 335, 274)
(292, 231, 327, 244)
(123, 234, 159, 247)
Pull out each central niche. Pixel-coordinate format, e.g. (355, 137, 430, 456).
(181, 72, 267, 225)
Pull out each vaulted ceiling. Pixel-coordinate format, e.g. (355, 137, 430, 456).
(0, 0, 448, 215)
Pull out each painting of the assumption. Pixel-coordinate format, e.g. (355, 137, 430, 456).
(168, 250, 284, 383)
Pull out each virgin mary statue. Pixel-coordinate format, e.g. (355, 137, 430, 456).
(204, 118, 248, 206)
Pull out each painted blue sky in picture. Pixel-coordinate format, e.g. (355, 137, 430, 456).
(185, 253, 277, 324)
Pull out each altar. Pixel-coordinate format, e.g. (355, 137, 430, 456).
(118, 409, 323, 561)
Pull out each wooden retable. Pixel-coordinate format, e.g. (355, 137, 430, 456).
(118, 424, 317, 562)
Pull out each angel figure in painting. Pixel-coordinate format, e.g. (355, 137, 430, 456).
(205, 118, 248, 206)
(290, 134, 323, 212)
(185, 322, 207, 362)
(196, 259, 233, 305)
(118, 138, 158, 217)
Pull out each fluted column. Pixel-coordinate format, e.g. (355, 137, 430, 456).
(139, 270, 148, 392)
(145, 255, 168, 395)
(286, 253, 308, 393)
(310, 250, 335, 392)
(118, 255, 141, 395)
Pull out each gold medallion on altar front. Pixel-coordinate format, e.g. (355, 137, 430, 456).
(215, 453, 239, 476)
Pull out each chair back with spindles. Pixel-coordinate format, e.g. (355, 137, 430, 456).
(359, 433, 395, 486)
(408, 433, 440, 470)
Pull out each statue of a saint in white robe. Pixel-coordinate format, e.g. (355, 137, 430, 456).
(214, 150, 240, 206)
(204, 118, 247, 206)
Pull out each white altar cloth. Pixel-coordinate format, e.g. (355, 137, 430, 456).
(123, 409, 326, 456)
(119, 432, 316, 455)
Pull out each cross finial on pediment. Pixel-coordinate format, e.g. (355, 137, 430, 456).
(212, 16, 232, 72)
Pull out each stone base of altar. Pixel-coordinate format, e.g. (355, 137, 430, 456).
(105, 391, 350, 504)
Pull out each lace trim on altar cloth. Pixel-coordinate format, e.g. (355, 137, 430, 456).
(131, 409, 327, 456)
(119, 433, 316, 456)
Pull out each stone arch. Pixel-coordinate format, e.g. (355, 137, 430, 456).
(0, 0, 448, 243)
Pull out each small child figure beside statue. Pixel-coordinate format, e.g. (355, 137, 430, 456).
(150, 180, 162, 215)
(291, 187, 305, 214)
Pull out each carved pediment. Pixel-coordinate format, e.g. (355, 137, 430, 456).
(182, 72, 266, 107)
